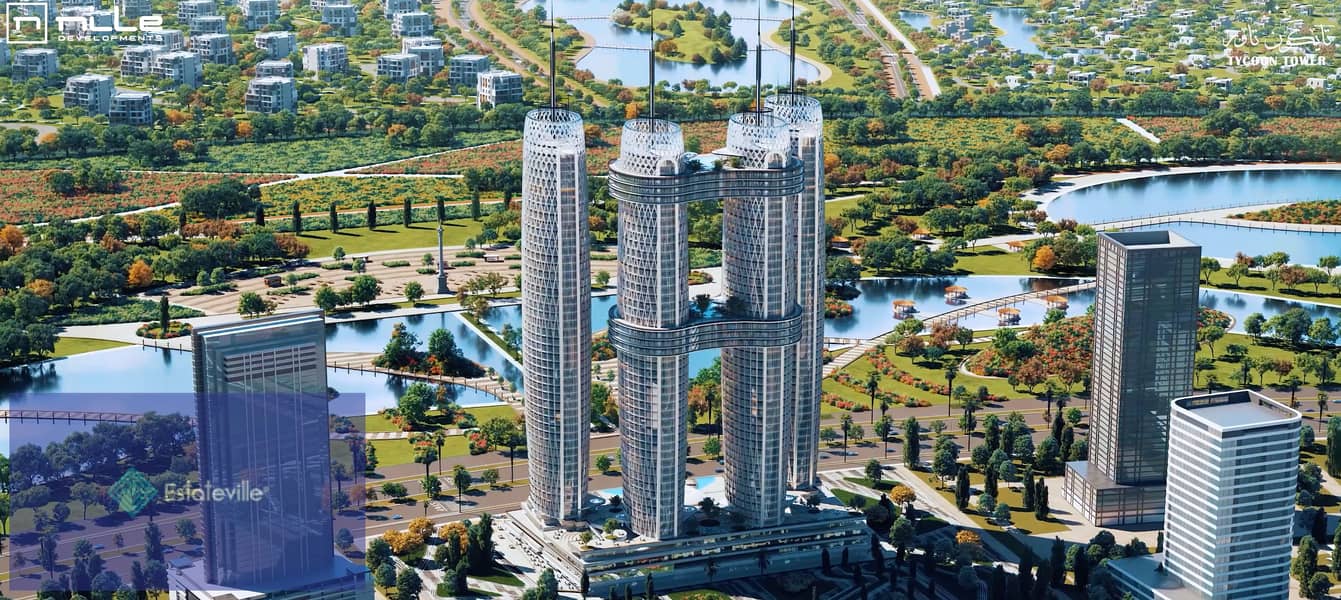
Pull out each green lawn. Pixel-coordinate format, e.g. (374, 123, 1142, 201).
(52, 336, 128, 357)
(369, 436, 470, 467)
(931, 466, 1066, 535)
(364, 405, 519, 433)
(628, 9, 736, 65)
(472, 567, 524, 587)
(1194, 333, 1319, 395)
(298, 219, 483, 258)
(830, 341, 1040, 408)
(953, 247, 1035, 276)
(1202, 269, 1341, 305)
(832, 487, 880, 507)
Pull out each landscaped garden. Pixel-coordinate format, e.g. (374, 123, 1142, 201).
(0, 171, 290, 224)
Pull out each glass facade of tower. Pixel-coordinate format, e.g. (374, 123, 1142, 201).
(1064, 231, 1201, 526)
(521, 106, 591, 524)
(191, 311, 333, 590)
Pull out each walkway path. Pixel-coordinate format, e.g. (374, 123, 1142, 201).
(920, 282, 1095, 329)
(326, 351, 522, 403)
(1091, 202, 1341, 233)
(1116, 118, 1160, 144)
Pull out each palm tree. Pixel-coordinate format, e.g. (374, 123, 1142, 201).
(865, 371, 881, 423)
(1319, 392, 1330, 421)
(452, 465, 472, 513)
(431, 430, 447, 475)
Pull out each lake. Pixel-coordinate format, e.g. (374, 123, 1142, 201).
(988, 7, 1041, 55)
(530, 0, 822, 86)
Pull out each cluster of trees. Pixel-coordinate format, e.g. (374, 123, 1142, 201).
(43, 163, 124, 196)
(314, 275, 382, 314)
(1291, 505, 1339, 600)
(10, 413, 195, 498)
(24, 521, 174, 600)
(1022, 226, 1099, 273)
(856, 233, 957, 276)
(421, 516, 498, 596)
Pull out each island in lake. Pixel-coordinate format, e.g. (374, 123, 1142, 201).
(611, 0, 748, 65)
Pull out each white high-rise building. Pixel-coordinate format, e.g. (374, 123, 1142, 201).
(254, 31, 296, 58)
(766, 92, 825, 490)
(177, 0, 215, 23)
(191, 33, 235, 64)
(375, 52, 419, 81)
(320, 3, 358, 34)
(255, 59, 293, 78)
(121, 44, 162, 76)
(519, 104, 590, 527)
(401, 37, 442, 75)
(154, 50, 204, 87)
(110, 91, 154, 125)
(476, 69, 521, 108)
(239, 0, 277, 29)
(1111, 389, 1299, 600)
(303, 42, 348, 75)
(63, 73, 114, 115)
(13, 48, 57, 81)
(190, 15, 227, 34)
(244, 76, 295, 113)
(391, 11, 431, 37)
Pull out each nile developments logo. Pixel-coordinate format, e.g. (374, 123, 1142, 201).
(108, 468, 159, 518)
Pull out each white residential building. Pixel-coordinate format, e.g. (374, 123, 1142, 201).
(110, 91, 153, 125)
(63, 73, 114, 115)
(177, 0, 215, 23)
(240, 0, 277, 29)
(302, 42, 347, 75)
(375, 52, 419, 81)
(121, 44, 162, 76)
(244, 76, 296, 113)
(382, 0, 415, 17)
(155, 50, 205, 87)
(191, 33, 235, 64)
(191, 15, 227, 34)
(255, 59, 293, 78)
(1111, 390, 1298, 600)
(477, 69, 521, 108)
(391, 11, 431, 37)
(254, 31, 296, 58)
(117, 0, 151, 18)
(143, 29, 186, 51)
(321, 3, 358, 35)
(447, 53, 489, 86)
(13, 48, 58, 81)
(402, 38, 443, 76)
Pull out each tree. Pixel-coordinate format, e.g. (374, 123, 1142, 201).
(1199, 257, 1221, 283)
(175, 518, 197, 542)
(330, 202, 340, 232)
(875, 416, 893, 456)
(595, 454, 613, 473)
(1295, 535, 1320, 582)
(1033, 478, 1050, 521)
(954, 465, 971, 508)
(902, 417, 921, 468)
(395, 568, 422, 600)
(367, 201, 378, 229)
(238, 291, 274, 317)
(1198, 325, 1225, 357)
(703, 437, 721, 458)
(936, 449, 960, 489)
(993, 502, 1012, 525)
(1305, 573, 1332, 600)
(864, 371, 881, 422)
(422, 474, 442, 499)
(315, 285, 340, 313)
(404, 281, 424, 304)
(452, 465, 472, 512)
(865, 459, 883, 485)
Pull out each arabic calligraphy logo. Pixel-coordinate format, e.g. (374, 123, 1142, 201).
(109, 468, 160, 518)
(1223, 24, 1335, 51)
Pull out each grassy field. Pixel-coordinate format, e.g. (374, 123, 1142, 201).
(827, 340, 1039, 408)
(298, 220, 484, 257)
(628, 8, 736, 64)
(1193, 332, 1324, 397)
(364, 404, 519, 433)
(52, 337, 129, 358)
(953, 247, 1036, 276)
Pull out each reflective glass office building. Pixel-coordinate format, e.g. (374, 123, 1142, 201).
(1064, 231, 1200, 526)
(191, 311, 334, 590)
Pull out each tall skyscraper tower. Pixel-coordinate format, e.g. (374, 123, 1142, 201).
(191, 311, 333, 589)
(1162, 390, 1298, 600)
(520, 10, 591, 524)
(1063, 231, 1200, 526)
(765, 91, 824, 490)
